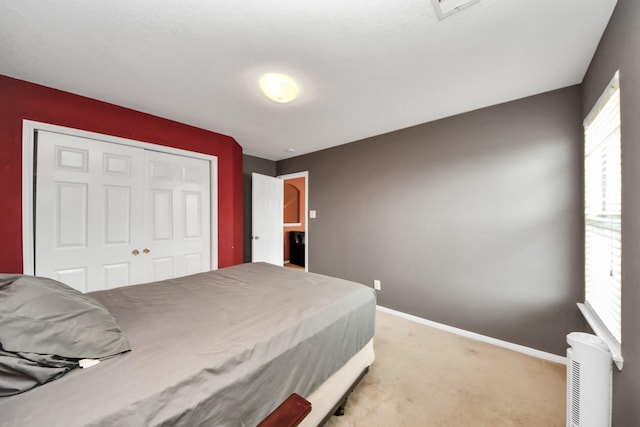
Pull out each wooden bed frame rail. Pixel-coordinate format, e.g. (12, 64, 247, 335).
(258, 393, 311, 427)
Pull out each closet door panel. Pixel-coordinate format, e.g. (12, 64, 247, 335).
(103, 262, 131, 289)
(183, 191, 202, 238)
(184, 253, 203, 276)
(55, 182, 88, 248)
(104, 186, 132, 245)
(151, 257, 174, 281)
(144, 151, 211, 279)
(55, 267, 88, 293)
(151, 190, 173, 241)
(36, 131, 146, 292)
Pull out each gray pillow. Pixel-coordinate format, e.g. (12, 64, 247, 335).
(0, 274, 130, 358)
(0, 274, 130, 395)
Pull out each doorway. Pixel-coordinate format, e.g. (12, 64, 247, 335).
(250, 171, 308, 271)
(278, 172, 308, 271)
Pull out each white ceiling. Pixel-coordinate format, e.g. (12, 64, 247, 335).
(0, 0, 617, 161)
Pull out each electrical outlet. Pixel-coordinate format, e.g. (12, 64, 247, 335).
(373, 280, 381, 291)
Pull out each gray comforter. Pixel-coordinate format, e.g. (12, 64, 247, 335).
(0, 263, 376, 427)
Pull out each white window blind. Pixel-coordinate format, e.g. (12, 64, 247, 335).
(584, 71, 621, 344)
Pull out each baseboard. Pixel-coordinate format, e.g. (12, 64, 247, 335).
(376, 305, 567, 365)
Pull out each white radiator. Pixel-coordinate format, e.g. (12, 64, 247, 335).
(566, 332, 613, 427)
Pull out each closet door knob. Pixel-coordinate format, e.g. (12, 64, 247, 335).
(132, 249, 140, 256)
(143, 248, 151, 254)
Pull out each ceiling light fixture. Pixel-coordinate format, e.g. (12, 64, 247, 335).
(432, 0, 480, 20)
(259, 73, 299, 103)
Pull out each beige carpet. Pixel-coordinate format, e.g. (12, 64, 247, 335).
(325, 311, 566, 427)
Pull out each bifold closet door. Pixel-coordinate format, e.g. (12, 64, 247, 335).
(35, 131, 147, 292)
(35, 131, 211, 293)
(144, 150, 210, 281)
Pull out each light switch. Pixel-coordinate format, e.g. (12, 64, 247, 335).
(309, 210, 317, 219)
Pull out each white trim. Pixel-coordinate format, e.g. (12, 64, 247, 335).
(376, 306, 567, 365)
(583, 70, 619, 127)
(21, 121, 36, 274)
(277, 171, 309, 272)
(209, 157, 219, 271)
(581, 69, 622, 369)
(22, 120, 219, 274)
(578, 302, 623, 370)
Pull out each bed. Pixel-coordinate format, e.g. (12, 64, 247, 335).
(0, 262, 375, 426)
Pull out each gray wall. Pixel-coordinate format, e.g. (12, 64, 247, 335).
(278, 86, 584, 356)
(582, 0, 640, 423)
(242, 155, 277, 262)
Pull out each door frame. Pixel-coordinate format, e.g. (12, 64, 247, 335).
(277, 171, 309, 271)
(21, 120, 219, 275)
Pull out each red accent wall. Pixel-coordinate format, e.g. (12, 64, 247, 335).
(0, 75, 243, 273)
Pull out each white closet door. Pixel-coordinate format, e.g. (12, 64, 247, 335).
(35, 131, 212, 292)
(144, 150, 211, 281)
(35, 131, 146, 292)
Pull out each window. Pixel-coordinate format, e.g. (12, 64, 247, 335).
(581, 71, 622, 362)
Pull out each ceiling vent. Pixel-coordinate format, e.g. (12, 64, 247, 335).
(431, 0, 481, 20)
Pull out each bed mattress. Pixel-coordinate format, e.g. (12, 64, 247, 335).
(0, 263, 376, 427)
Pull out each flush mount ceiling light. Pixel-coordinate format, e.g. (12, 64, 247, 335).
(259, 73, 299, 103)
(432, 0, 481, 20)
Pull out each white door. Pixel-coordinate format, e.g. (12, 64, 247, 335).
(35, 131, 211, 292)
(251, 173, 283, 266)
(145, 150, 210, 281)
(35, 131, 146, 292)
